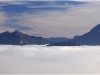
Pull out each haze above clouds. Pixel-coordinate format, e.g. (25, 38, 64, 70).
(0, 1, 100, 38)
(0, 45, 100, 74)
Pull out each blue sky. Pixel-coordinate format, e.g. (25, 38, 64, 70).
(0, 1, 100, 38)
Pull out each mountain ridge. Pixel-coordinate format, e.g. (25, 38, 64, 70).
(71, 24, 100, 45)
(1, 23, 100, 45)
(0, 30, 49, 45)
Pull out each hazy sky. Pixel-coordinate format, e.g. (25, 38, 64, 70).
(0, 1, 100, 38)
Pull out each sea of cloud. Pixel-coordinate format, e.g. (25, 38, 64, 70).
(0, 45, 100, 74)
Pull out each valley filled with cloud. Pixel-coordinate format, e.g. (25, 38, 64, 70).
(0, 1, 100, 74)
(0, 45, 100, 74)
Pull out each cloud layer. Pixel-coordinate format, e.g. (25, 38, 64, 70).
(0, 45, 100, 74)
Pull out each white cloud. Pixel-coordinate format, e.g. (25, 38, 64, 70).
(9, 1, 100, 38)
(0, 1, 29, 6)
(0, 12, 13, 32)
(1, 1, 100, 38)
(0, 12, 7, 24)
(0, 45, 100, 74)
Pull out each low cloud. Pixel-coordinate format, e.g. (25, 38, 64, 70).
(0, 45, 100, 74)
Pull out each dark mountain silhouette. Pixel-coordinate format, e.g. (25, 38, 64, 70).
(72, 24, 100, 45)
(73, 35, 80, 39)
(0, 30, 49, 45)
(1, 24, 100, 45)
(47, 37, 70, 43)
(47, 41, 80, 46)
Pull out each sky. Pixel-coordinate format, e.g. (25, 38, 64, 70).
(0, 1, 100, 38)
(0, 45, 100, 74)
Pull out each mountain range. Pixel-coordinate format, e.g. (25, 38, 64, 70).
(0, 24, 100, 45)
(71, 24, 100, 45)
(47, 41, 80, 46)
(0, 30, 49, 45)
(47, 37, 70, 43)
(47, 24, 100, 46)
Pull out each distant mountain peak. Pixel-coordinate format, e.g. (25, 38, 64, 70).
(72, 24, 100, 45)
(0, 30, 49, 45)
(6, 30, 11, 33)
(90, 24, 100, 33)
(14, 29, 21, 33)
(73, 35, 80, 39)
(1, 30, 11, 34)
(13, 29, 23, 35)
